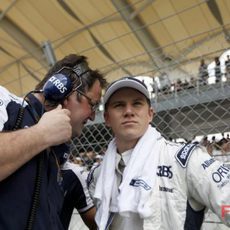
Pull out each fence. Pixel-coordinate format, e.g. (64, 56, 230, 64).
(69, 78, 230, 229)
(71, 79, 230, 157)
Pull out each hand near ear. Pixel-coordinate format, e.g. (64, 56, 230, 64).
(36, 104, 72, 146)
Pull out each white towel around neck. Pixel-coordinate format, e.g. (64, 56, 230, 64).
(94, 125, 162, 230)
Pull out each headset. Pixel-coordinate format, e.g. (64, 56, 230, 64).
(19, 61, 91, 115)
(42, 62, 90, 103)
(42, 73, 73, 102)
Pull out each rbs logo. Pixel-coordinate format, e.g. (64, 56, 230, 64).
(157, 165, 173, 179)
(49, 76, 68, 94)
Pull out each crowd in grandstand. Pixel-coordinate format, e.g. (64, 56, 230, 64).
(149, 55, 230, 97)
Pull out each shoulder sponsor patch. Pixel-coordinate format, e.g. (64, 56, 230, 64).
(176, 143, 198, 168)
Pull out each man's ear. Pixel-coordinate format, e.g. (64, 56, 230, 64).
(62, 97, 69, 108)
(104, 111, 111, 127)
(149, 107, 155, 121)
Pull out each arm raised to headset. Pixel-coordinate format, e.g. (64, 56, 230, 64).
(0, 105, 72, 181)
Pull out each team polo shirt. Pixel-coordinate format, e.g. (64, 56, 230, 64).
(0, 86, 69, 230)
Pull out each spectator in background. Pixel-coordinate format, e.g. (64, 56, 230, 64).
(71, 155, 87, 172)
(85, 149, 97, 170)
(182, 79, 189, 90)
(75, 156, 84, 166)
(206, 143, 214, 156)
(212, 138, 230, 163)
(227, 134, 230, 141)
(99, 147, 107, 157)
(175, 78, 182, 92)
(199, 136, 216, 156)
(211, 135, 216, 144)
(214, 56, 222, 83)
(222, 139, 230, 160)
(198, 59, 209, 85)
(225, 55, 230, 81)
(92, 154, 104, 168)
(150, 78, 157, 98)
(95, 154, 103, 164)
(200, 136, 209, 147)
(189, 76, 197, 88)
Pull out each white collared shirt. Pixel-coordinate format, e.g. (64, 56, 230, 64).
(110, 149, 143, 230)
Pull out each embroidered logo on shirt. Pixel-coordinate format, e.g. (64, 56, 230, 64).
(176, 143, 197, 168)
(0, 100, 3, 106)
(159, 186, 174, 193)
(212, 165, 230, 188)
(157, 165, 173, 178)
(129, 179, 151, 190)
(202, 158, 215, 169)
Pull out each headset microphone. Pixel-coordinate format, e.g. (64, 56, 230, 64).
(42, 73, 73, 102)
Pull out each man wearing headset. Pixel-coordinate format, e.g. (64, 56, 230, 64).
(0, 54, 106, 230)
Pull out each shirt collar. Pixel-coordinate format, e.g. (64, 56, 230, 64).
(26, 93, 44, 117)
(115, 148, 133, 167)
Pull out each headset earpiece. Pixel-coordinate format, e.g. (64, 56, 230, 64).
(42, 73, 73, 102)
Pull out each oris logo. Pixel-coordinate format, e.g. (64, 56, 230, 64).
(212, 165, 230, 183)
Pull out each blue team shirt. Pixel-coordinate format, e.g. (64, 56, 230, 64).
(0, 86, 69, 230)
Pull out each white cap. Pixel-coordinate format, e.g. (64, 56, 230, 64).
(103, 77, 150, 105)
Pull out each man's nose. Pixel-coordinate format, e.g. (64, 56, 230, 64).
(124, 104, 134, 115)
